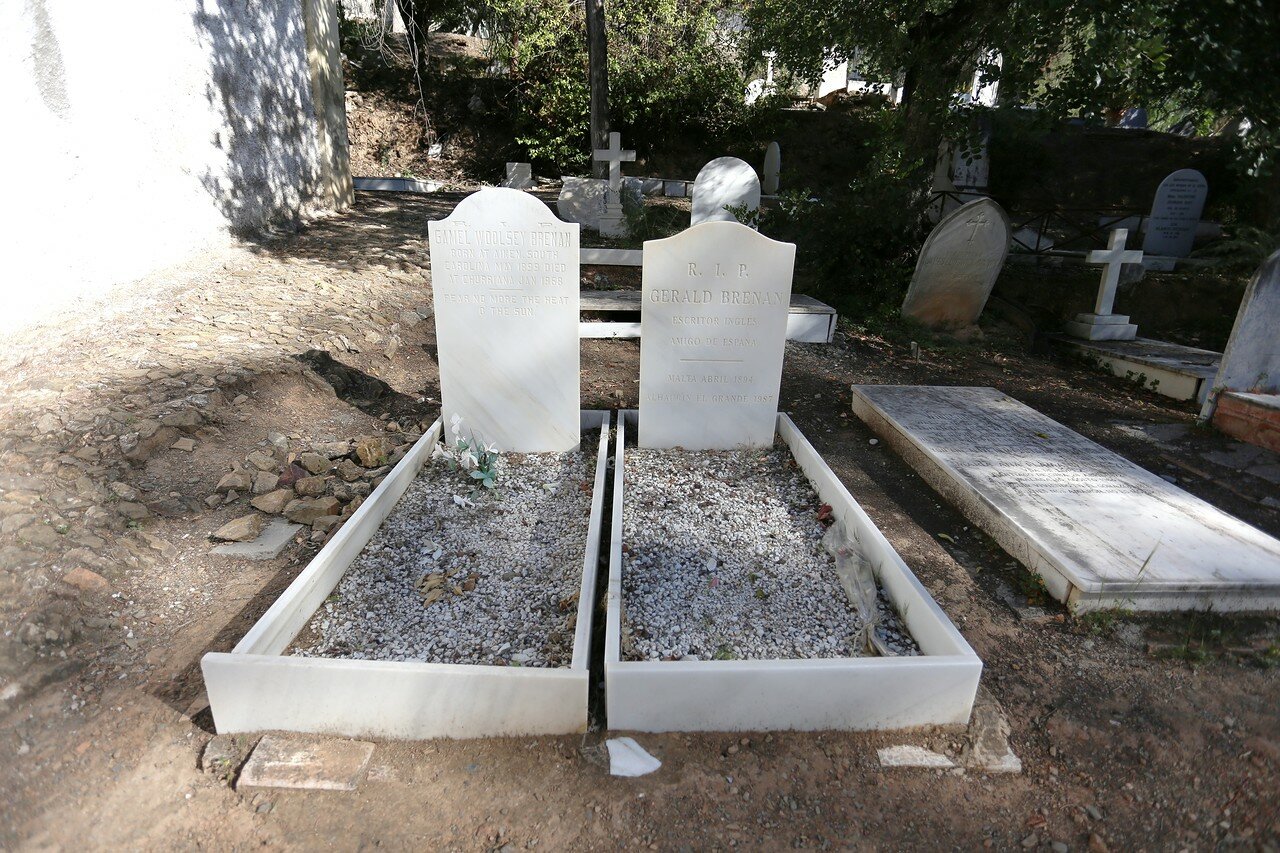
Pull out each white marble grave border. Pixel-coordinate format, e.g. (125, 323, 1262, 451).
(202, 411, 612, 740)
(604, 410, 982, 732)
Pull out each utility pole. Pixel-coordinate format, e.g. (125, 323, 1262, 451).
(584, 0, 610, 178)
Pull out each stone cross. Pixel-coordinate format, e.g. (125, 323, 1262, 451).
(593, 132, 635, 193)
(1087, 228, 1144, 315)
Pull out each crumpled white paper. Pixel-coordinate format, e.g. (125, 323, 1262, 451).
(606, 737, 662, 777)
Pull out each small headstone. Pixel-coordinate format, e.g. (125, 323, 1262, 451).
(1118, 107, 1148, 129)
(639, 221, 795, 450)
(500, 162, 534, 189)
(663, 180, 687, 198)
(690, 157, 761, 227)
(557, 177, 642, 230)
(901, 198, 1010, 330)
(1201, 249, 1280, 419)
(762, 142, 781, 195)
(1064, 228, 1144, 341)
(1142, 168, 1208, 258)
(641, 177, 664, 196)
(557, 176, 606, 228)
(429, 188, 580, 452)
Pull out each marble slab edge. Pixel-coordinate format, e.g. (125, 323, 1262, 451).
(849, 386, 1280, 613)
(604, 410, 981, 733)
(201, 411, 613, 740)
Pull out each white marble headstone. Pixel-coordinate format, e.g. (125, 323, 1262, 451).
(1142, 168, 1207, 257)
(901, 198, 1010, 329)
(500, 162, 534, 189)
(428, 188, 580, 452)
(690, 157, 761, 227)
(638, 221, 795, 450)
(762, 142, 781, 195)
(1200, 248, 1280, 418)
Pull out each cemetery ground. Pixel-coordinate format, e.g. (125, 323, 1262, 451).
(1, 192, 1277, 850)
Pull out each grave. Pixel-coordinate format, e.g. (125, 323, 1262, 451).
(499, 162, 534, 189)
(593, 131, 636, 237)
(203, 188, 611, 739)
(690, 157, 761, 227)
(762, 141, 781, 195)
(851, 385, 1280, 613)
(1059, 337, 1220, 404)
(901, 198, 1010, 331)
(1201, 249, 1280, 451)
(1063, 228, 1144, 341)
(1142, 169, 1208, 259)
(606, 221, 982, 732)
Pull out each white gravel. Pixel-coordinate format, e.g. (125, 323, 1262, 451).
(291, 435, 597, 667)
(621, 446, 918, 661)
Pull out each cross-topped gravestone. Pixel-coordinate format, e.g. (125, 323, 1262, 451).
(428, 188, 580, 452)
(638, 221, 795, 449)
(1064, 228, 1144, 341)
(593, 132, 636, 237)
(901, 198, 1010, 330)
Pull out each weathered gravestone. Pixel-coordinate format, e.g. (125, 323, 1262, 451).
(639, 221, 795, 449)
(1200, 248, 1280, 428)
(428, 187, 580, 451)
(690, 157, 761, 227)
(1142, 168, 1207, 258)
(762, 142, 781, 195)
(1063, 228, 1144, 341)
(851, 385, 1280, 613)
(901, 198, 1010, 330)
(557, 176, 642, 230)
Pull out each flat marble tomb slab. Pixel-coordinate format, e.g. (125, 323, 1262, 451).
(851, 386, 1280, 613)
(202, 411, 611, 739)
(605, 410, 982, 732)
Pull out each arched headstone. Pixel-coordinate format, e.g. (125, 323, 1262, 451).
(1142, 169, 1208, 258)
(901, 198, 1010, 330)
(762, 142, 781, 195)
(690, 157, 761, 227)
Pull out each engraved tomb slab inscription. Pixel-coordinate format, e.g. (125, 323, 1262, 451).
(428, 187, 580, 452)
(639, 221, 795, 450)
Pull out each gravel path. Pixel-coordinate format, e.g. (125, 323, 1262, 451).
(292, 436, 597, 667)
(621, 446, 918, 661)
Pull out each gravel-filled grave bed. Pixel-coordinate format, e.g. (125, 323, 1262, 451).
(290, 430, 599, 668)
(621, 444, 919, 662)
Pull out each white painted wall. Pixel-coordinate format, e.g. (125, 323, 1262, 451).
(0, 0, 346, 333)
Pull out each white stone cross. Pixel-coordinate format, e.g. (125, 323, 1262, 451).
(593, 132, 636, 193)
(1087, 228, 1144, 315)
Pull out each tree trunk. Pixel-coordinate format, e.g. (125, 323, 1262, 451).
(585, 0, 610, 178)
(395, 0, 432, 78)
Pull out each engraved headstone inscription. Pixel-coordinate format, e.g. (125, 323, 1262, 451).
(1142, 168, 1208, 258)
(428, 188, 580, 452)
(901, 198, 1010, 330)
(638, 221, 795, 450)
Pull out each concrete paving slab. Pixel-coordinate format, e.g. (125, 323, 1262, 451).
(212, 519, 302, 560)
(237, 735, 374, 791)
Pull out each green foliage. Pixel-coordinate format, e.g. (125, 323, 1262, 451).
(490, 0, 751, 172)
(1192, 226, 1280, 271)
(759, 109, 926, 315)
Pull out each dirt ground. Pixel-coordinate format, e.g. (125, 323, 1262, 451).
(0, 191, 1277, 852)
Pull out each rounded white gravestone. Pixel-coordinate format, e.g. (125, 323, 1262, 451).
(557, 177, 606, 229)
(691, 157, 761, 226)
(1142, 168, 1208, 258)
(901, 197, 1011, 330)
(762, 142, 781, 195)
